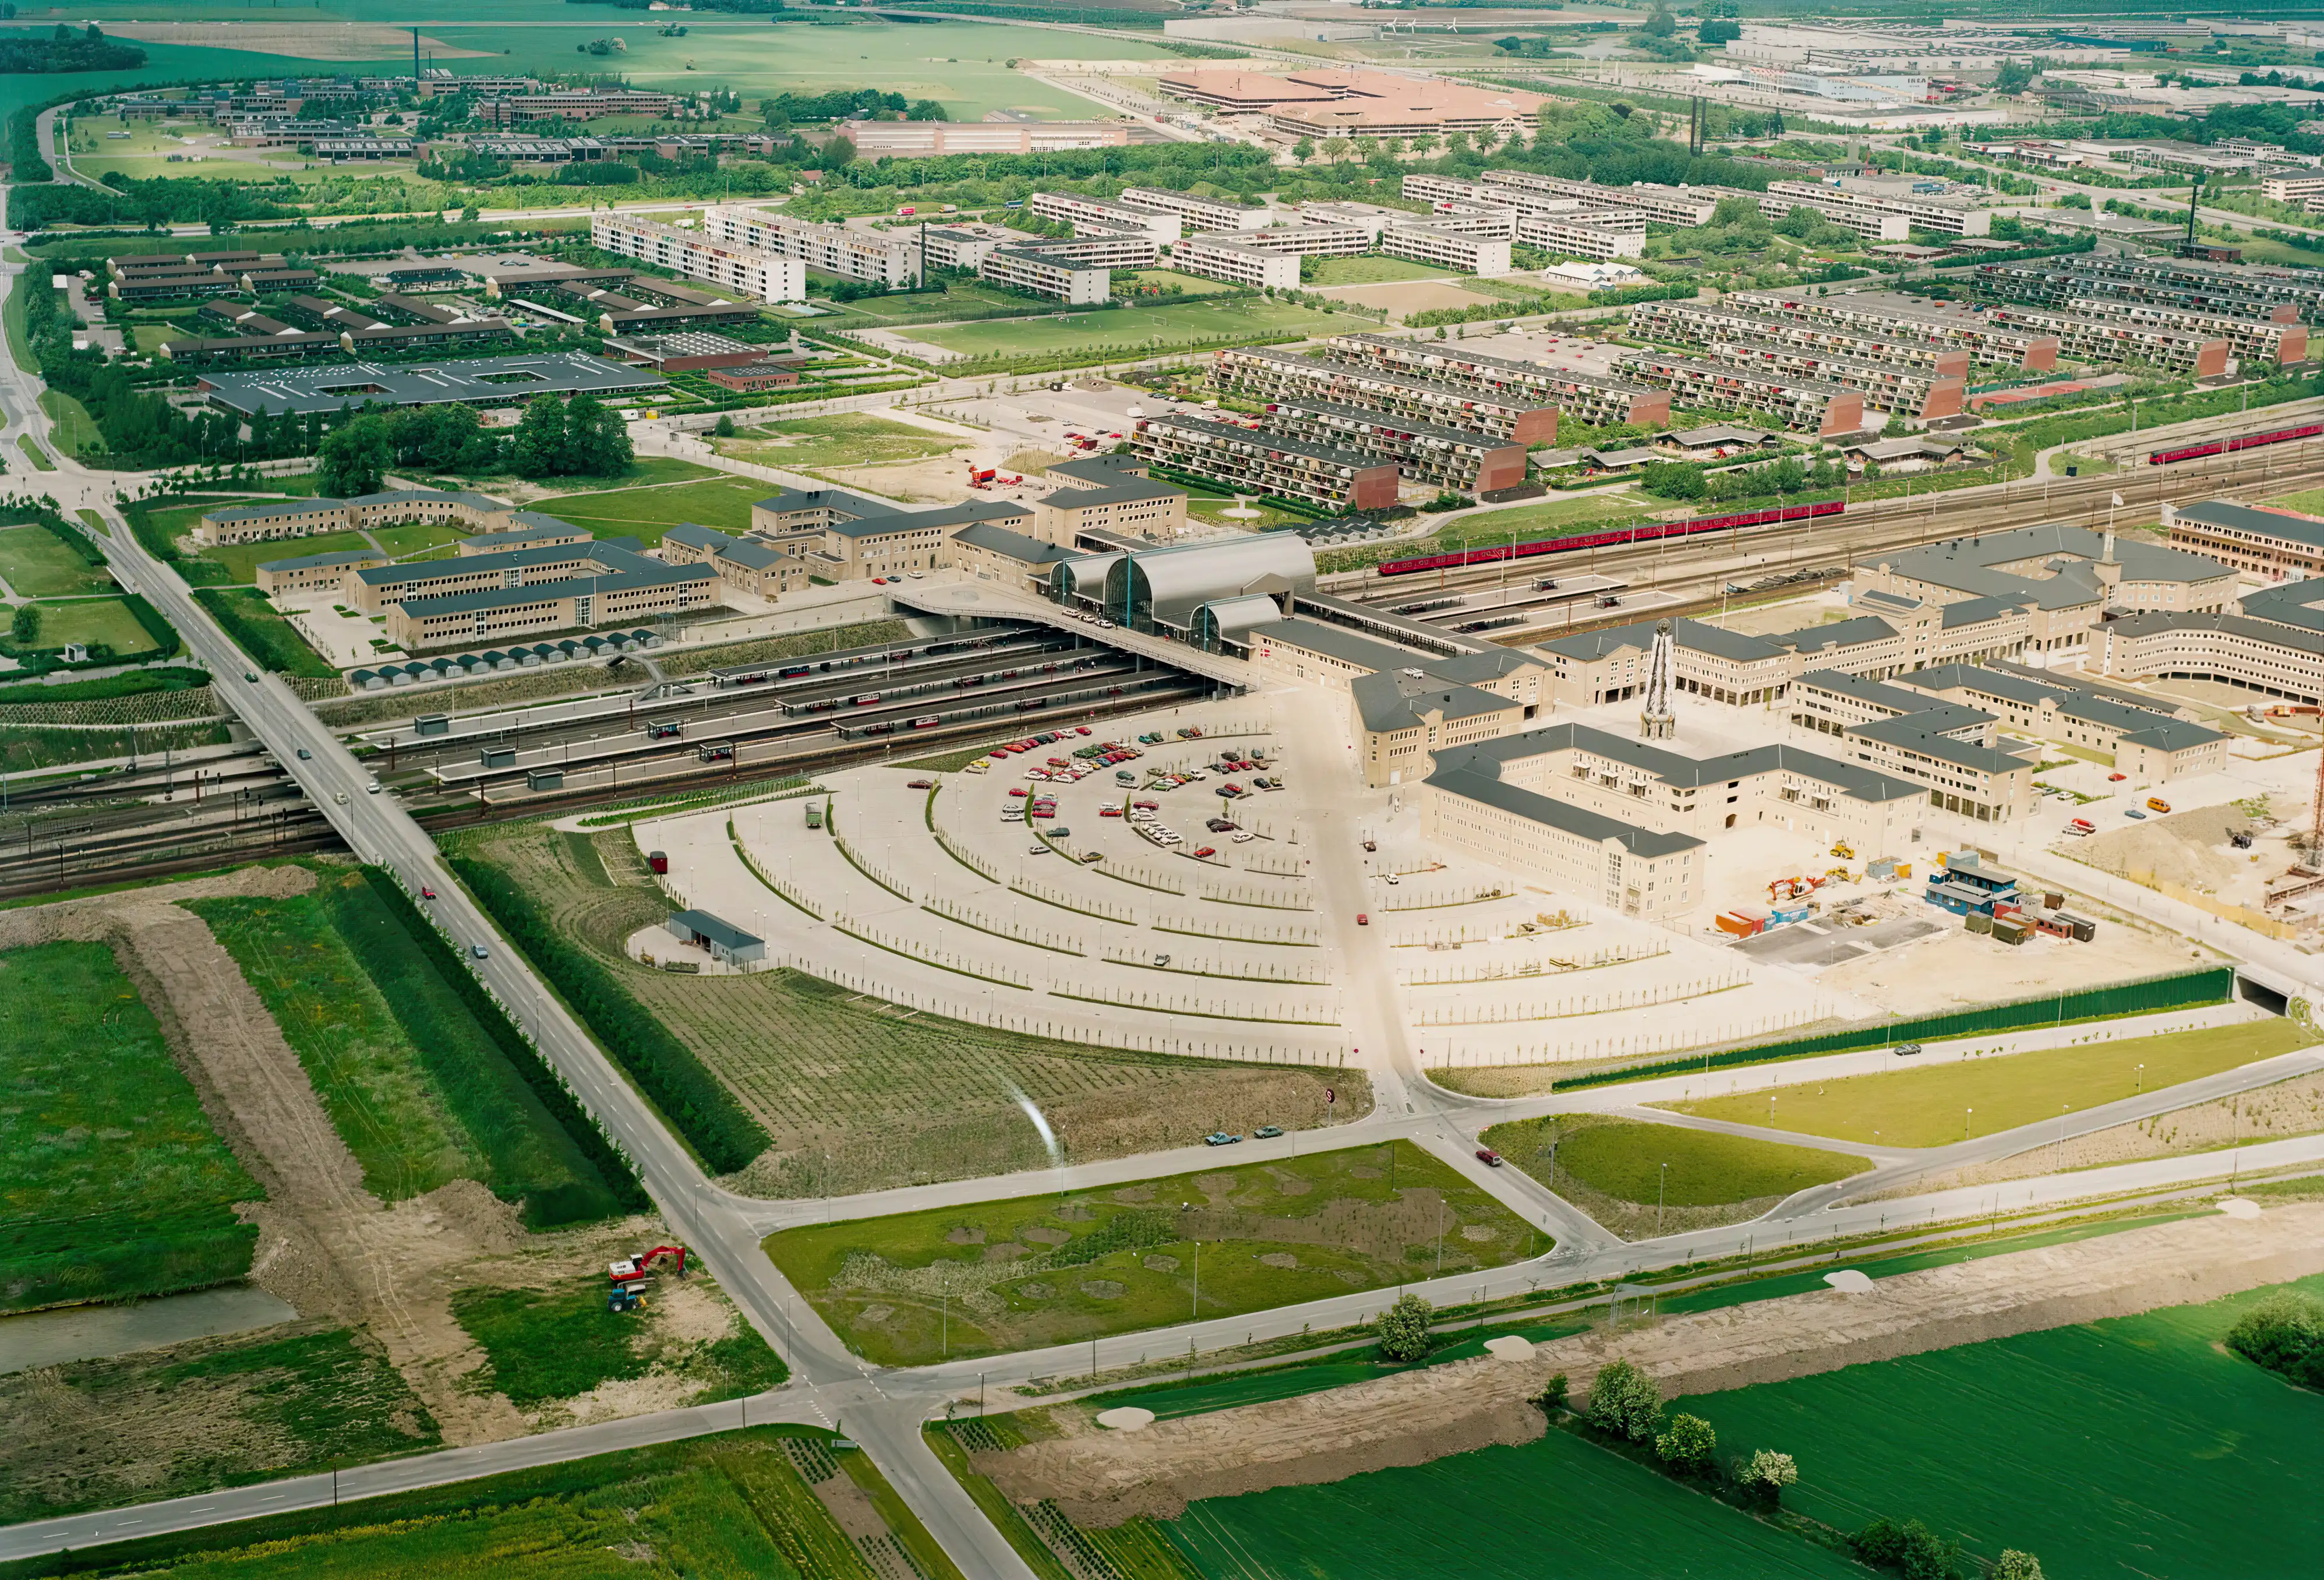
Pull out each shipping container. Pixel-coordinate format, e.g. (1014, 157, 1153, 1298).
(2043, 891, 2064, 909)
(1715, 911, 1763, 937)
(647, 850, 669, 875)
(1965, 912, 1994, 935)
(415, 713, 450, 737)
(525, 767, 563, 791)
(480, 746, 515, 768)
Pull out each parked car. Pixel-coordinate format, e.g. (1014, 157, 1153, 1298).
(1203, 1132, 1242, 1146)
(1193, 846, 1216, 858)
(1255, 1126, 1283, 1139)
(906, 779, 934, 789)
(1356, 912, 1369, 926)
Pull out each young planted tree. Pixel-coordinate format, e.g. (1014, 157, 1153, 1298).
(1735, 1447, 1798, 1504)
(1654, 1412, 1717, 1473)
(1583, 1359, 1662, 1442)
(1375, 1293, 1435, 1362)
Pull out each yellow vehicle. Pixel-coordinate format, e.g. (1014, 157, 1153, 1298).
(2146, 796, 2172, 814)
(1830, 842, 1855, 859)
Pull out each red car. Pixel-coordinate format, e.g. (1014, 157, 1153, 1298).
(1009, 787, 1030, 797)
(1356, 912, 1369, 926)
(2108, 773, 2128, 781)
(1476, 1148, 1503, 1167)
(1100, 806, 1124, 817)
(1193, 846, 1216, 858)
(1133, 799, 1160, 810)
(421, 886, 437, 900)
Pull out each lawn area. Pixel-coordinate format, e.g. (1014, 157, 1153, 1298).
(913, 298, 1344, 361)
(1120, 267, 1239, 297)
(1165, 1415, 1867, 1579)
(718, 411, 965, 473)
(1480, 1115, 1867, 1241)
(0, 1425, 958, 1580)
(16, 434, 54, 472)
(528, 474, 771, 542)
(764, 1139, 1539, 1367)
(1679, 1275, 2324, 1578)
(126, 496, 236, 586)
(0, 522, 109, 597)
(202, 527, 375, 587)
(37, 388, 98, 459)
(128, 322, 177, 355)
(1306, 255, 1461, 286)
(2263, 485, 2324, 516)
(370, 520, 465, 556)
(1663, 1018, 2321, 1148)
(189, 866, 635, 1228)
(0, 940, 261, 1313)
(500, 454, 718, 493)
(30, 596, 166, 657)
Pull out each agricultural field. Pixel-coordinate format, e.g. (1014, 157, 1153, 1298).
(0, 939, 261, 1312)
(0, 1426, 960, 1580)
(188, 866, 636, 1226)
(451, 823, 1365, 1200)
(1165, 1419, 1866, 1579)
(1479, 1115, 1868, 1240)
(452, 1270, 786, 1410)
(1305, 255, 1462, 287)
(1664, 1018, 2320, 1149)
(764, 1139, 1540, 1367)
(911, 298, 1345, 361)
(0, 1320, 440, 1527)
(1679, 1275, 2324, 1577)
(718, 411, 966, 475)
(527, 474, 772, 542)
(0, 523, 108, 598)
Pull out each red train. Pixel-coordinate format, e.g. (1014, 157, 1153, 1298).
(2148, 421, 2324, 466)
(1375, 499, 1845, 578)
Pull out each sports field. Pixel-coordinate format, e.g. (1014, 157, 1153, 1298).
(764, 1140, 1539, 1367)
(912, 298, 1344, 361)
(528, 474, 772, 541)
(1664, 1018, 2319, 1148)
(0, 940, 261, 1312)
(1167, 1422, 1866, 1579)
(0, 522, 107, 598)
(26, 597, 160, 656)
(1679, 1274, 2324, 1577)
(719, 411, 964, 474)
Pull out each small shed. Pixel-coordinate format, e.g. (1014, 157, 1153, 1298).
(667, 908, 765, 966)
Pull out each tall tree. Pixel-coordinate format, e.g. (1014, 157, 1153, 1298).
(511, 394, 568, 479)
(316, 414, 391, 496)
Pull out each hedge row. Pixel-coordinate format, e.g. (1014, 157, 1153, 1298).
(448, 855, 771, 1175)
(191, 587, 337, 678)
(356, 869, 649, 1223)
(1552, 966, 2236, 1091)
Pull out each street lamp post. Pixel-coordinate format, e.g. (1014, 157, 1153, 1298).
(1657, 1162, 1668, 1235)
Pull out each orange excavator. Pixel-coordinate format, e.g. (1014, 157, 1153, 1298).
(607, 1245, 688, 1313)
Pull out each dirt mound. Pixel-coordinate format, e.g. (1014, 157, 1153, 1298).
(983, 1203, 2324, 1525)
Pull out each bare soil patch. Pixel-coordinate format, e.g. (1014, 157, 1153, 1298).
(1319, 281, 1500, 317)
(982, 1202, 2324, 1525)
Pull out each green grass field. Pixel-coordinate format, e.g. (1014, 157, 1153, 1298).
(1679, 1275, 2324, 1577)
(37, 389, 100, 459)
(193, 586, 338, 677)
(0, 1422, 965, 1577)
(528, 474, 771, 542)
(453, 1274, 787, 1409)
(24, 597, 160, 655)
(1482, 1115, 1869, 1205)
(189, 867, 634, 1228)
(1306, 255, 1461, 286)
(0, 523, 108, 598)
(1120, 267, 1238, 298)
(202, 528, 370, 587)
(1167, 1416, 1867, 1579)
(913, 298, 1344, 361)
(2263, 485, 2324, 516)
(0, 1320, 441, 1527)
(1664, 1018, 2319, 1148)
(16, 434, 54, 472)
(765, 1140, 1538, 1367)
(0, 940, 261, 1313)
(719, 411, 965, 474)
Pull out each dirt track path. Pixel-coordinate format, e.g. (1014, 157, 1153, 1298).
(1, 869, 529, 1445)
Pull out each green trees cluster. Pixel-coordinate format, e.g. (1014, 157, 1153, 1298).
(513, 392, 633, 479)
(1637, 452, 1853, 505)
(0, 22, 144, 73)
(10, 270, 250, 468)
(1375, 1293, 1435, 1362)
(448, 855, 772, 1176)
(2228, 1289, 2324, 1389)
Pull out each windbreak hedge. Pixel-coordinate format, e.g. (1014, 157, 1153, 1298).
(1552, 967, 2237, 1091)
(449, 856, 771, 1175)
(356, 870, 648, 1222)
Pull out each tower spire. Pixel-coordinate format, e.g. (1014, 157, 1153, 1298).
(1640, 619, 1676, 740)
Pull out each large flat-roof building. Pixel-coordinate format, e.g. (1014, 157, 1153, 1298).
(196, 352, 661, 418)
(1156, 66, 1546, 139)
(588, 211, 805, 305)
(2164, 498, 2324, 579)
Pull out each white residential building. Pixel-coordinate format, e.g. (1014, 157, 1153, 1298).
(1170, 233, 1302, 289)
(701, 204, 920, 288)
(588, 213, 806, 304)
(980, 246, 1111, 305)
(1382, 224, 1511, 276)
(1514, 209, 1647, 261)
(1118, 186, 1272, 232)
(1028, 191, 1182, 244)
